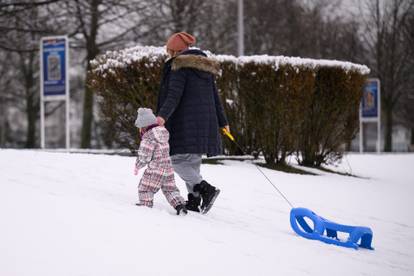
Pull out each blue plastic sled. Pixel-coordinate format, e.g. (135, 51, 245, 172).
(290, 207, 374, 250)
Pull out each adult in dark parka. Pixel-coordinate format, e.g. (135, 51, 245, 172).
(156, 32, 229, 213)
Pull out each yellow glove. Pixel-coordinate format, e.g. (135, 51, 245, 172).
(221, 127, 235, 142)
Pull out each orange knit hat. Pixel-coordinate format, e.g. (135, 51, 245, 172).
(166, 32, 196, 52)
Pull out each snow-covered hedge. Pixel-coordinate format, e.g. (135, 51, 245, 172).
(89, 46, 369, 166)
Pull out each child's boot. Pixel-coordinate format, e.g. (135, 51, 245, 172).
(175, 204, 188, 216)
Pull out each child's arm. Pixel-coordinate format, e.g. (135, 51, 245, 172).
(135, 137, 155, 171)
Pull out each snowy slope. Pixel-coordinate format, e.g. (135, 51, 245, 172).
(1, 150, 413, 276)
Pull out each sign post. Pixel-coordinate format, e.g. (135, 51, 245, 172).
(360, 78, 381, 153)
(40, 36, 70, 149)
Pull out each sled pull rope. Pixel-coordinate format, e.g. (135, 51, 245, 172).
(221, 128, 294, 209)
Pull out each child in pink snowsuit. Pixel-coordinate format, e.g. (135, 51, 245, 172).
(134, 108, 187, 215)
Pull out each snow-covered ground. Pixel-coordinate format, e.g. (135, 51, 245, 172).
(1, 150, 413, 276)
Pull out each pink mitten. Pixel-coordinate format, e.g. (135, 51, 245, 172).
(134, 166, 139, 175)
(156, 116, 165, 126)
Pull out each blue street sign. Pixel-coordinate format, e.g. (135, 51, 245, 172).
(42, 37, 67, 96)
(362, 79, 379, 118)
(360, 78, 381, 153)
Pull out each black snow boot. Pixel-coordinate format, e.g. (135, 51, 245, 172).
(194, 180, 221, 214)
(186, 193, 201, 212)
(175, 204, 188, 216)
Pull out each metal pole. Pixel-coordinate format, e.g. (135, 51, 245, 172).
(65, 36, 70, 150)
(40, 38, 45, 149)
(238, 0, 244, 56)
(377, 121, 380, 153)
(359, 108, 363, 153)
(377, 79, 381, 153)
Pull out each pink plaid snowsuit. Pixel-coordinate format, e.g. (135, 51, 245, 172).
(135, 125, 185, 208)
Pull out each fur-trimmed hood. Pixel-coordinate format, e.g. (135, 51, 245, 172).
(171, 54, 220, 75)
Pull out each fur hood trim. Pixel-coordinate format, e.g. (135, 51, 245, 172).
(172, 54, 220, 75)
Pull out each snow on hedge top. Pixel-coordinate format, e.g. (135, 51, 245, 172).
(232, 55, 370, 74)
(90, 46, 166, 73)
(91, 46, 370, 75)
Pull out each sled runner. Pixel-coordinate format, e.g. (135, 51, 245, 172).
(290, 207, 374, 250)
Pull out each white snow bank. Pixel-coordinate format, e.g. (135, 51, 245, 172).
(1, 150, 413, 276)
(91, 46, 370, 75)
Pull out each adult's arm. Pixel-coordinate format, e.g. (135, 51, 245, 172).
(213, 80, 228, 128)
(157, 69, 186, 121)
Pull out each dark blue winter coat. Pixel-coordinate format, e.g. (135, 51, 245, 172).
(156, 49, 228, 156)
